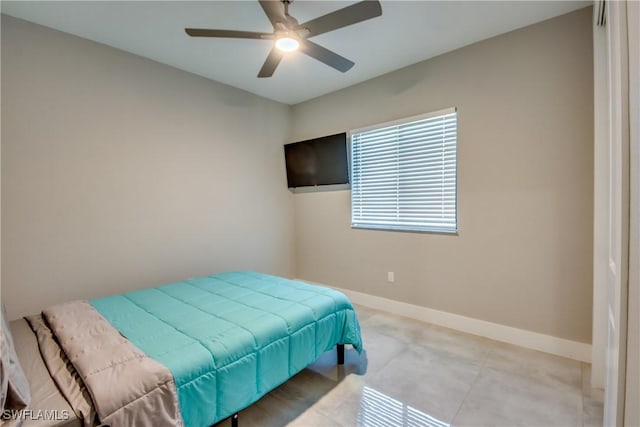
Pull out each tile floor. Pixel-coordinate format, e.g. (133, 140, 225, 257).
(219, 305, 604, 427)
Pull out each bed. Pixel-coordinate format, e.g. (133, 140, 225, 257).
(2, 271, 362, 427)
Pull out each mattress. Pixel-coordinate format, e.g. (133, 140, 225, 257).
(8, 319, 81, 427)
(90, 271, 362, 427)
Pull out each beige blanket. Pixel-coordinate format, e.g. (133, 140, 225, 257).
(25, 314, 96, 427)
(36, 301, 183, 427)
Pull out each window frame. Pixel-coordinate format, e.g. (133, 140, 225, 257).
(349, 107, 458, 235)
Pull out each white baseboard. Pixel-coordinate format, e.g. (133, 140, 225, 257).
(301, 279, 592, 363)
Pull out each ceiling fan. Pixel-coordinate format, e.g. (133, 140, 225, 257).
(185, 0, 382, 78)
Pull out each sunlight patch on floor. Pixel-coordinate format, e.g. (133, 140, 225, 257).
(358, 386, 450, 427)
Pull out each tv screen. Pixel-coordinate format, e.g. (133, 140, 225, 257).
(284, 133, 349, 189)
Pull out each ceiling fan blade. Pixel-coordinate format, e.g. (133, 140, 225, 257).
(185, 28, 272, 39)
(300, 40, 354, 73)
(297, 0, 382, 37)
(258, 48, 284, 78)
(259, 0, 286, 29)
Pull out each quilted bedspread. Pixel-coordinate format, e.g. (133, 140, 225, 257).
(90, 271, 362, 427)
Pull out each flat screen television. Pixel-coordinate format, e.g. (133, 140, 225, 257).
(284, 133, 349, 189)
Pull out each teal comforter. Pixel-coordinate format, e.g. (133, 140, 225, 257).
(90, 271, 362, 427)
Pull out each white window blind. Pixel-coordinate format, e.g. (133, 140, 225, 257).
(351, 108, 457, 233)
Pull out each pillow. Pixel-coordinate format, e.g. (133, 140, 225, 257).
(1, 304, 30, 415)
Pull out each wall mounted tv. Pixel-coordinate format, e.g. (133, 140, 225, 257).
(284, 133, 349, 190)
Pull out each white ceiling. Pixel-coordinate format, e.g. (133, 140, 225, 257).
(2, 1, 589, 105)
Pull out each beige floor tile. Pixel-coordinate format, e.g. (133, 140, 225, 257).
(332, 382, 454, 427)
(452, 366, 583, 427)
(353, 304, 382, 322)
(483, 341, 582, 392)
(581, 363, 604, 427)
(358, 327, 408, 372)
(313, 375, 369, 426)
(216, 308, 603, 427)
(417, 323, 493, 363)
(583, 394, 604, 427)
(361, 312, 430, 345)
(306, 346, 367, 379)
(232, 394, 307, 427)
(288, 407, 346, 427)
(365, 346, 483, 423)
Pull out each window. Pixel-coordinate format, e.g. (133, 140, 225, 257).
(350, 107, 457, 233)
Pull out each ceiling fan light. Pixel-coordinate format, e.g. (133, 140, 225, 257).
(275, 37, 299, 52)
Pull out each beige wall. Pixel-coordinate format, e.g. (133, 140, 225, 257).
(290, 8, 594, 343)
(1, 15, 293, 319)
(1, 9, 595, 344)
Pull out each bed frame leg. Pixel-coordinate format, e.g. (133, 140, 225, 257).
(337, 344, 345, 365)
(231, 413, 238, 427)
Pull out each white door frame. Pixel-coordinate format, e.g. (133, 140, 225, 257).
(603, 1, 631, 426)
(624, 1, 639, 425)
(593, 1, 610, 390)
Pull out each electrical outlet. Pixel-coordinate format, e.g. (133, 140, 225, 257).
(387, 272, 395, 283)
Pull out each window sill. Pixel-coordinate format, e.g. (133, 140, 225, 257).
(351, 224, 458, 236)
